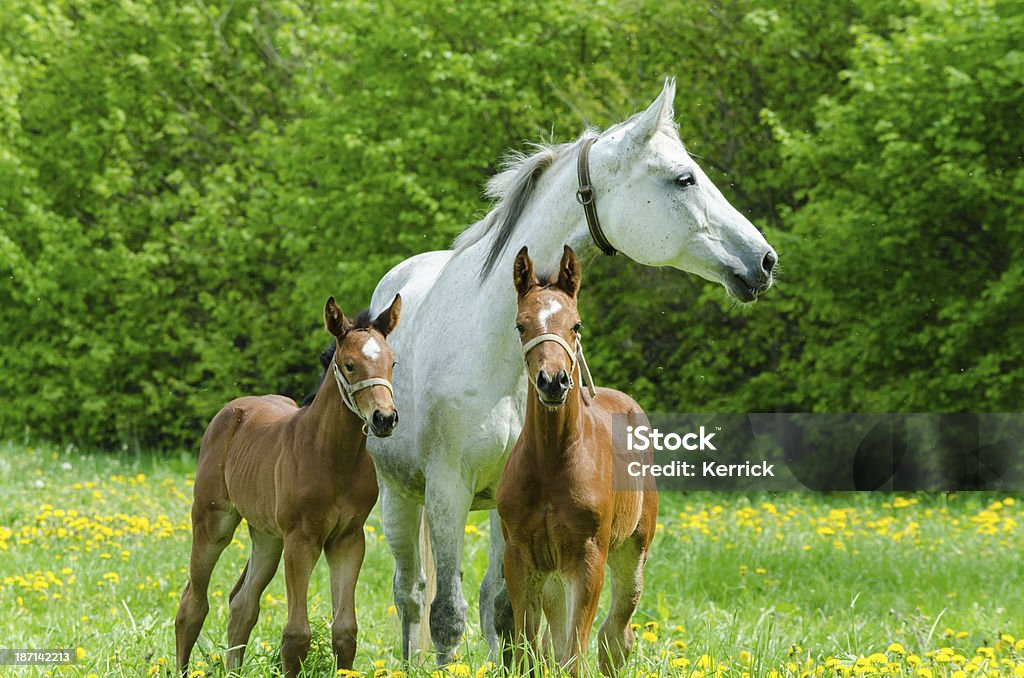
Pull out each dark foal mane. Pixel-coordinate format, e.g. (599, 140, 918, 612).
(300, 308, 377, 407)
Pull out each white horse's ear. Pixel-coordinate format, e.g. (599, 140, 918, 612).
(625, 78, 676, 148)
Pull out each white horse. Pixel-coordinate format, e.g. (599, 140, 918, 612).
(367, 80, 776, 663)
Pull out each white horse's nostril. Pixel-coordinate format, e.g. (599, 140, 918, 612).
(762, 250, 778, 275)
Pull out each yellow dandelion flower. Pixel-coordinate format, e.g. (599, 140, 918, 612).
(916, 669, 933, 678)
(671, 657, 690, 668)
(908, 654, 922, 666)
(739, 650, 751, 665)
(641, 630, 658, 643)
(76, 648, 86, 660)
(888, 643, 907, 655)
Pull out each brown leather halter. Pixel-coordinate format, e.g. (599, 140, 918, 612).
(576, 136, 617, 256)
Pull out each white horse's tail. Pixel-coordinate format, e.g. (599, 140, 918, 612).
(419, 509, 436, 651)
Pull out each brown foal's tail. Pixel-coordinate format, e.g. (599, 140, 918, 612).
(418, 509, 436, 652)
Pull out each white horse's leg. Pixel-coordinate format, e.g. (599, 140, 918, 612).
(424, 470, 474, 665)
(478, 509, 508, 658)
(379, 482, 427, 660)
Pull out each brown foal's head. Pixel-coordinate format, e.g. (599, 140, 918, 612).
(513, 245, 583, 408)
(324, 294, 402, 437)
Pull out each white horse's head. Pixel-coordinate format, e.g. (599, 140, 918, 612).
(594, 80, 777, 301)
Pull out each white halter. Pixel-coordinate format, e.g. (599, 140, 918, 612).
(331, 358, 394, 424)
(521, 331, 597, 399)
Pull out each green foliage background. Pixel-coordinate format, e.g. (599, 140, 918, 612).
(1, 0, 1021, 449)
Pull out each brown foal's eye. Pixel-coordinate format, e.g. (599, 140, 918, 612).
(573, 322, 582, 333)
(344, 363, 355, 372)
(515, 324, 525, 334)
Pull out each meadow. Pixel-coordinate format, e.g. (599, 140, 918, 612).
(1, 440, 1022, 677)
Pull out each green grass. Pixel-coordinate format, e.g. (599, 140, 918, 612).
(1, 441, 1023, 677)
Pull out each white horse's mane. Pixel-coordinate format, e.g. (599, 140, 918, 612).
(451, 132, 593, 277)
(452, 111, 679, 278)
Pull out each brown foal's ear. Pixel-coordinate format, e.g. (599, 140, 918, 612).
(513, 246, 537, 297)
(373, 294, 402, 337)
(556, 245, 581, 298)
(324, 296, 351, 337)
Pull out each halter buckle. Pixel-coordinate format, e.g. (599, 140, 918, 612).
(576, 185, 595, 206)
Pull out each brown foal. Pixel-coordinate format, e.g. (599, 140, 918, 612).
(497, 246, 658, 676)
(175, 294, 401, 678)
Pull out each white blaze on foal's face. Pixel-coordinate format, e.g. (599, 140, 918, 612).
(536, 299, 562, 332)
(361, 336, 383, 362)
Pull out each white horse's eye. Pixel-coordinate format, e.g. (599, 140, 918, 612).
(675, 172, 697, 188)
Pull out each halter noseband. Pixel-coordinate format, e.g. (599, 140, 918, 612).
(521, 332, 597, 399)
(576, 136, 617, 257)
(331, 357, 394, 428)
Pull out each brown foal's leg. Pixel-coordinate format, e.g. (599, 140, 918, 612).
(324, 529, 366, 670)
(280, 530, 323, 678)
(226, 527, 283, 670)
(563, 553, 606, 677)
(175, 504, 241, 676)
(504, 543, 544, 675)
(541, 576, 569, 661)
(597, 538, 647, 676)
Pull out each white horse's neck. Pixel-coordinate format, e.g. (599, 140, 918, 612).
(474, 143, 598, 292)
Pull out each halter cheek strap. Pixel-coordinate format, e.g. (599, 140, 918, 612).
(576, 136, 617, 257)
(521, 332, 597, 399)
(331, 360, 394, 426)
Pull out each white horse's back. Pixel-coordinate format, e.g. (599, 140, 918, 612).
(371, 250, 452, 324)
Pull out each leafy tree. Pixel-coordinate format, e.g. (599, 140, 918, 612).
(764, 0, 1024, 411)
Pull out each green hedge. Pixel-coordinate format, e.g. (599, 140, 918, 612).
(1, 0, 1020, 449)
